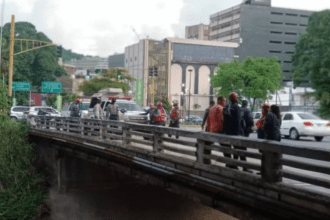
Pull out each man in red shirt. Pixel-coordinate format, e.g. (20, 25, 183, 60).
(206, 96, 226, 133)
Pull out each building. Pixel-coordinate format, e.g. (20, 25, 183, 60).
(125, 38, 238, 112)
(210, 0, 313, 84)
(108, 53, 125, 68)
(209, 0, 318, 111)
(185, 24, 209, 40)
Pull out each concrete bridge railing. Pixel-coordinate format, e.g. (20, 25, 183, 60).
(28, 116, 330, 219)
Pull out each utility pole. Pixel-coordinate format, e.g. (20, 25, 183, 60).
(188, 69, 192, 121)
(8, 14, 14, 97)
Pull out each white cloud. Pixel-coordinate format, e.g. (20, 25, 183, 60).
(1, 0, 330, 57)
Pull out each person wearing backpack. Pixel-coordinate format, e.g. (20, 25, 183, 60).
(240, 100, 254, 137)
(168, 100, 181, 139)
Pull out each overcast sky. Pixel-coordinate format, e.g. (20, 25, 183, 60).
(2, 0, 329, 57)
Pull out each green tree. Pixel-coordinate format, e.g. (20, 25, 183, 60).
(291, 10, 330, 118)
(211, 57, 282, 111)
(79, 67, 135, 96)
(2, 22, 66, 87)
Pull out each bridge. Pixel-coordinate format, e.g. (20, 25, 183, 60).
(28, 116, 330, 220)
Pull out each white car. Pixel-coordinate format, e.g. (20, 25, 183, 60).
(24, 106, 61, 125)
(281, 112, 330, 142)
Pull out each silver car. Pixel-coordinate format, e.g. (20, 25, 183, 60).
(10, 106, 30, 120)
(61, 102, 90, 118)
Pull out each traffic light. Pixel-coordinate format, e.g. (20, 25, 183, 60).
(153, 66, 158, 77)
(56, 45, 62, 57)
(149, 67, 153, 77)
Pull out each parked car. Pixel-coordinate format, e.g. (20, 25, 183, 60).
(10, 106, 30, 120)
(281, 112, 330, 142)
(183, 115, 203, 123)
(88, 96, 148, 124)
(61, 101, 90, 118)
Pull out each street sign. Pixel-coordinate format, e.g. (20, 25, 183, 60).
(12, 82, 30, 92)
(41, 82, 62, 93)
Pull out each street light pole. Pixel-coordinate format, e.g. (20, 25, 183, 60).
(188, 69, 192, 121)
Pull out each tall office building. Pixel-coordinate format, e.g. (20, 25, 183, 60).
(210, 0, 313, 84)
(185, 24, 209, 40)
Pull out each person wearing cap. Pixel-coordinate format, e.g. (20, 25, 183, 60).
(153, 101, 166, 126)
(69, 98, 80, 118)
(106, 98, 119, 121)
(222, 92, 242, 171)
(168, 100, 181, 138)
(140, 103, 156, 125)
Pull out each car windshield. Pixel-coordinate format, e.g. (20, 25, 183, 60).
(117, 102, 143, 111)
(297, 113, 321, 120)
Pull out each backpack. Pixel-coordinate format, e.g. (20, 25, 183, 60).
(154, 108, 166, 122)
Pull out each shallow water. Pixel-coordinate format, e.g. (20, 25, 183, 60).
(47, 182, 237, 220)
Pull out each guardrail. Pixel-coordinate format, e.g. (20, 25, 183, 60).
(29, 116, 330, 219)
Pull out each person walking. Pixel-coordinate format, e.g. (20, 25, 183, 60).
(140, 103, 156, 125)
(93, 99, 103, 120)
(256, 104, 270, 140)
(222, 92, 242, 170)
(168, 100, 181, 139)
(240, 100, 254, 137)
(264, 105, 282, 142)
(106, 98, 119, 121)
(201, 100, 215, 131)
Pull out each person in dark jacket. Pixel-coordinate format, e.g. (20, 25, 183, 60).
(264, 105, 282, 142)
(222, 92, 241, 170)
(140, 103, 156, 125)
(240, 100, 254, 137)
(201, 100, 215, 131)
(69, 99, 80, 118)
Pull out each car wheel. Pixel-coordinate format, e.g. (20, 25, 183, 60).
(11, 117, 18, 121)
(314, 136, 324, 142)
(290, 128, 300, 140)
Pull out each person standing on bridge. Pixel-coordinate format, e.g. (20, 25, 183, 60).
(256, 103, 270, 140)
(222, 92, 242, 170)
(153, 102, 166, 127)
(201, 100, 215, 131)
(69, 98, 81, 118)
(93, 99, 103, 120)
(106, 98, 119, 121)
(264, 105, 282, 142)
(140, 103, 156, 125)
(168, 100, 181, 139)
(240, 100, 254, 138)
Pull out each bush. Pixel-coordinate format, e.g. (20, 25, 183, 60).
(0, 112, 47, 219)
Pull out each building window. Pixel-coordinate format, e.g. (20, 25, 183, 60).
(286, 13, 298, 17)
(270, 31, 283, 34)
(300, 24, 307, 27)
(271, 22, 283, 25)
(300, 14, 309, 18)
(269, 41, 282, 44)
(271, 12, 283, 15)
(285, 23, 298, 26)
(135, 57, 137, 61)
(269, 51, 282, 53)
(285, 32, 297, 35)
(284, 42, 296, 45)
